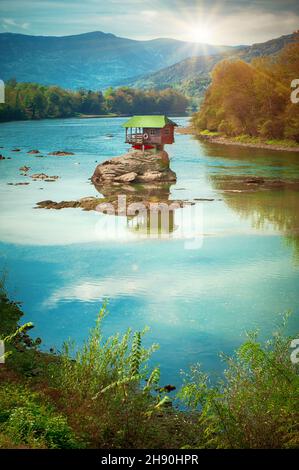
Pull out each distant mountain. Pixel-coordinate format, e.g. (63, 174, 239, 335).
(131, 33, 297, 102)
(0, 31, 234, 89)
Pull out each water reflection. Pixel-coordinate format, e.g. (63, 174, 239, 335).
(209, 174, 299, 261)
(127, 211, 177, 236)
(93, 181, 186, 238)
(200, 141, 299, 179)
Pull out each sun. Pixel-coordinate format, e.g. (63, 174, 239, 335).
(190, 25, 213, 44)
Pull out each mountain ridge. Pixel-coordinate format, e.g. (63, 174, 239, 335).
(0, 30, 296, 96)
(0, 30, 234, 89)
(131, 33, 297, 102)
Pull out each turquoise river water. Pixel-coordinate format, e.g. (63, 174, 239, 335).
(0, 117, 299, 386)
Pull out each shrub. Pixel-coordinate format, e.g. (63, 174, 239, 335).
(0, 384, 78, 449)
(260, 119, 284, 139)
(47, 304, 176, 447)
(179, 316, 299, 449)
(218, 119, 235, 135)
(50, 304, 159, 399)
(0, 280, 42, 375)
(6, 405, 77, 449)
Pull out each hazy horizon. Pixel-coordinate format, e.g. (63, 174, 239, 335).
(0, 27, 296, 48)
(0, 0, 298, 46)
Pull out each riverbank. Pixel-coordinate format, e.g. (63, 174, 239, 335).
(199, 131, 299, 152)
(0, 113, 189, 124)
(78, 113, 119, 119)
(177, 127, 299, 153)
(1, 283, 298, 449)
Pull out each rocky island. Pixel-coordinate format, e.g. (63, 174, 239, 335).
(91, 148, 176, 186)
(36, 148, 186, 217)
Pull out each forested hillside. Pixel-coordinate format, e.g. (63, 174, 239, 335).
(132, 33, 296, 103)
(192, 40, 299, 142)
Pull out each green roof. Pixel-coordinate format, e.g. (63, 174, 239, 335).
(122, 115, 178, 128)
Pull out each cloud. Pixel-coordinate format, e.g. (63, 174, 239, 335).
(3, 18, 17, 26)
(2, 17, 30, 30)
(0, 1, 298, 44)
(43, 255, 287, 337)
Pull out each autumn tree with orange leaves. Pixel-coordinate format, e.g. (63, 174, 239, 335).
(193, 38, 299, 142)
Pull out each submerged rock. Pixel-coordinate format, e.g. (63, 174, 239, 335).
(213, 175, 299, 192)
(48, 150, 75, 156)
(27, 149, 40, 154)
(35, 182, 189, 214)
(30, 173, 59, 181)
(36, 197, 100, 211)
(193, 198, 215, 201)
(95, 181, 186, 214)
(245, 177, 265, 185)
(19, 166, 30, 172)
(92, 149, 176, 186)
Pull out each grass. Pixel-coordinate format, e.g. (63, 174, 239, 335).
(233, 134, 261, 144)
(0, 384, 78, 449)
(199, 130, 221, 137)
(198, 130, 299, 149)
(1, 281, 298, 449)
(264, 139, 299, 148)
(233, 135, 299, 148)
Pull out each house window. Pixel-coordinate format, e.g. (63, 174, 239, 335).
(164, 127, 170, 135)
(150, 129, 156, 135)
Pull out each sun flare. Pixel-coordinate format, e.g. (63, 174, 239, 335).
(189, 25, 214, 44)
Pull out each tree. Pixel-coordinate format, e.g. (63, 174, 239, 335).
(192, 39, 299, 142)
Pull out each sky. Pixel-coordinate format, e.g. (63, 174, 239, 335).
(0, 0, 298, 45)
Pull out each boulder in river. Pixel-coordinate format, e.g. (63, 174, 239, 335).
(91, 149, 176, 186)
(30, 173, 59, 181)
(27, 149, 40, 154)
(19, 166, 30, 172)
(48, 151, 75, 156)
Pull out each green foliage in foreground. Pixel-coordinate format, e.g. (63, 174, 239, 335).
(0, 281, 298, 449)
(180, 315, 299, 449)
(0, 384, 78, 449)
(46, 304, 194, 448)
(0, 285, 194, 448)
(50, 304, 159, 399)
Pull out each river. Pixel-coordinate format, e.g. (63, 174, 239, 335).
(0, 116, 299, 387)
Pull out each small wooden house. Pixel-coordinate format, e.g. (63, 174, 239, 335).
(122, 115, 177, 151)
